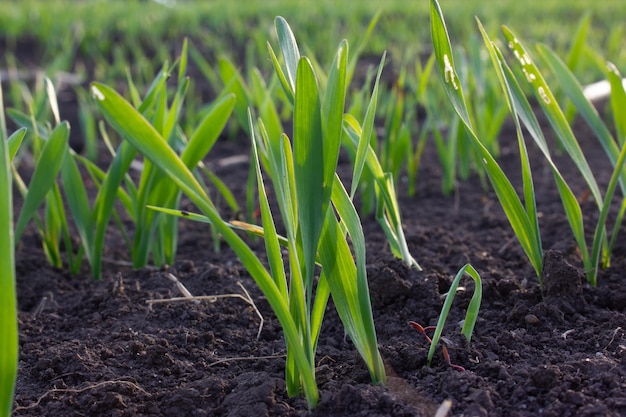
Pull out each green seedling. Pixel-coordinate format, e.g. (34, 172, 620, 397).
(431, 0, 626, 286)
(10, 78, 75, 271)
(250, 17, 387, 404)
(430, 0, 542, 278)
(494, 28, 626, 285)
(90, 16, 394, 408)
(9, 42, 237, 279)
(480, 23, 626, 285)
(85, 41, 237, 277)
(536, 45, 626, 275)
(409, 263, 481, 369)
(268, 17, 419, 269)
(430, 0, 544, 281)
(269, 23, 420, 269)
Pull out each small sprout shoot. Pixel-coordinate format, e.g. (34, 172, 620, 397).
(408, 321, 465, 372)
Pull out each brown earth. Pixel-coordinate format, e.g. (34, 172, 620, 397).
(10, 110, 626, 417)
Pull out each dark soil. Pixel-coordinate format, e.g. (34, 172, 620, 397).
(8, 55, 626, 416)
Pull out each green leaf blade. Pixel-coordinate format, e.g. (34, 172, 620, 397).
(0, 86, 18, 417)
(293, 58, 324, 290)
(322, 40, 348, 203)
(275, 16, 301, 93)
(15, 122, 70, 242)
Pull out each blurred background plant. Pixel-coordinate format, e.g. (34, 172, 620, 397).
(3, 0, 626, 278)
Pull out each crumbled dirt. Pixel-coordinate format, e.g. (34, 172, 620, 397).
(9, 93, 626, 415)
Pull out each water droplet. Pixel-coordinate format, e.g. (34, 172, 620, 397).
(538, 86, 551, 104)
(91, 86, 105, 101)
(522, 53, 532, 66)
(443, 54, 458, 90)
(482, 157, 488, 165)
(508, 41, 514, 49)
(523, 69, 536, 83)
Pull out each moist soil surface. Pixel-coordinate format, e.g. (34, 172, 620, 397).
(9, 85, 626, 416)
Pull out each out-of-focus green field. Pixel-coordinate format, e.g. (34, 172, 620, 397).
(0, 0, 623, 83)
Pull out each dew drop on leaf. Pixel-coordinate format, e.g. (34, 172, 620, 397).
(443, 54, 458, 90)
(607, 62, 619, 75)
(538, 86, 551, 104)
(523, 68, 536, 83)
(91, 86, 105, 101)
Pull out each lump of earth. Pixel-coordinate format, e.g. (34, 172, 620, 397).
(541, 250, 584, 300)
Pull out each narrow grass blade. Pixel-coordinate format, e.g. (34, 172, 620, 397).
(147, 206, 211, 224)
(351, 53, 385, 198)
(90, 141, 137, 279)
(343, 116, 420, 269)
(39, 184, 61, 267)
(201, 168, 240, 214)
(248, 110, 288, 299)
(218, 59, 251, 132)
(6, 109, 49, 139)
(15, 122, 70, 242)
(322, 39, 347, 206)
(182, 94, 236, 167)
(8, 127, 27, 161)
(588, 64, 626, 282)
(126, 67, 142, 108)
(268, 42, 295, 104)
(275, 16, 301, 94)
(162, 76, 189, 142)
(0, 86, 18, 417)
(61, 150, 94, 267)
(590, 138, 626, 284)
(427, 264, 482, 365)
(566, 14, 591, 71)
(251, 69, 283, 143)
(76, 87, 98, 161)
(346, 10, 381, 86)
(137, 64, 169, 115)
(189, 42, 221, 92)
(477, 20, 548, 282)
(608, 63, 626, 144)
(177, 38, 188, 86)
(294, 57, 324, 296)
(325, 175, 386, 383)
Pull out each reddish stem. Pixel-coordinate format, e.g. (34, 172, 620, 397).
(408, 321, 465, 372)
